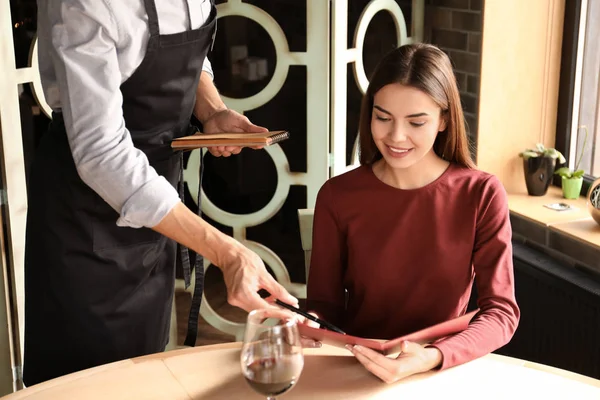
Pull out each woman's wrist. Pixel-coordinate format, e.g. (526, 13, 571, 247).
(423, 346, 443, 371)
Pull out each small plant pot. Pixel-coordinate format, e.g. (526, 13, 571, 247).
(523, 157, 555, 196)
(561, 176, 583, 199)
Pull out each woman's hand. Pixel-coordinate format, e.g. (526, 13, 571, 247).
(347, 341, 443, 384)
(286, 311, 322, 349)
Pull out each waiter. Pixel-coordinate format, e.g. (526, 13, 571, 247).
(25, 0, 297, 386)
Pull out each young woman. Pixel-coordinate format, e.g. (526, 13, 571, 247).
(306, 43, 519, 383)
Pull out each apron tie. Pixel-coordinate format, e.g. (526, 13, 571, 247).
(178, 135, 205, 347)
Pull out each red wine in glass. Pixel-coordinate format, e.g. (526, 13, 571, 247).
(244, 354, 303, 397)
(241, 309, 304, 400)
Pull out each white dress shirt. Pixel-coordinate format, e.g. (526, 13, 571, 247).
(36, 0, 213, 229)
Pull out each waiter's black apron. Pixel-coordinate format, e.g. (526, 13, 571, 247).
(23, 0, 216, 386)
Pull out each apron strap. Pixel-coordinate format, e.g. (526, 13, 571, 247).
(178, 152, 192, 289)
(178, 145, 206, 347)
(143, 0, 161, 38)
(184, 0, 192, 31)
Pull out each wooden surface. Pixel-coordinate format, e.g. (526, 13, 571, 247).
(551, 219, 600, 249)
(508, 187, 591, 225)
(507, 187, 600, 250)
(3, 342, 600, 399)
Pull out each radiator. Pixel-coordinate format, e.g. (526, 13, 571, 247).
(493, 241, 600, 379)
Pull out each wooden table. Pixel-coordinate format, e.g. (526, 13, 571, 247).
(3, 343, 600, 399)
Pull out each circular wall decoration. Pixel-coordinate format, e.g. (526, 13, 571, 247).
(353, 0, 408, 94)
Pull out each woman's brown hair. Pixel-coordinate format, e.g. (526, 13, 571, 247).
(358, 43, 476, 169)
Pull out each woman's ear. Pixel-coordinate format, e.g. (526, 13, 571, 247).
(438, 112, 448, 132)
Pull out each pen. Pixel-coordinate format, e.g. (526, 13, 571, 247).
(274, 299, 346, 334)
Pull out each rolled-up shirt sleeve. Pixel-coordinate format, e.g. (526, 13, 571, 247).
(202, 57, 214, 79)
(46, 0, 180, 229)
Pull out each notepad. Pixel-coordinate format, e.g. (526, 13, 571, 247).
(298, 309, 479, 355)
(171, 130, 290, 150)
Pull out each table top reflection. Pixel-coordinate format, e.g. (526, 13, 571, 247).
(3, 342, 600, 399)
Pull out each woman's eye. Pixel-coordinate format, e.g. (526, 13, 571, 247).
(410, 121, 426, 127)
(375, 115, 390, 122)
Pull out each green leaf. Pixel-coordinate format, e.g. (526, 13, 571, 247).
(544, 148, 558, 158)
(520, 151, 540, 159)
(536, 143, 545, 153)
(539, 148, 566, 163)
(554, 167, 573, 178)
(572, 169, 585, 178)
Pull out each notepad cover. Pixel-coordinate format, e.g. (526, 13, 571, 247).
(297, 309, 479, 355)
(171, 130, 290, 149)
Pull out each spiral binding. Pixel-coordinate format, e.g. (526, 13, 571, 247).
(268, 131, 290, 145)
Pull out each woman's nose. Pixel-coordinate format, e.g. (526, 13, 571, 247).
(388, 123, 408, 142)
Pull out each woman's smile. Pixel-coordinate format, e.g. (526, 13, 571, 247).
(386, 145, 414, 158)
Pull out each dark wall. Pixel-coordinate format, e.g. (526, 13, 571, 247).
(424, 0, 483, 158)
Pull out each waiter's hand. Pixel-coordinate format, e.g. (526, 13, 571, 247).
(220, 242, 298, 312)
(203, 108, 268, 158)
(291, 312, 322, 349)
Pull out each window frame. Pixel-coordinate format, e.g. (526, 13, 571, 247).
(554, 0, 597, 195)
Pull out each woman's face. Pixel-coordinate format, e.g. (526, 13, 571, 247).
(371, 83, 446, 170)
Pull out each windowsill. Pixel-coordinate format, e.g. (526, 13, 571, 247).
(507, 186, 600, 274)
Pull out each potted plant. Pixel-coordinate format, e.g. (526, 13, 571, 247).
(554, 126, 588, 199)
(519, 144, 565, 196)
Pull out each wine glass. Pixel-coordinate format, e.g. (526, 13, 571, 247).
(241, 308, 304, 400)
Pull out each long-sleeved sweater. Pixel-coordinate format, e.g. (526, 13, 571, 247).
(306, 163, 520, 369)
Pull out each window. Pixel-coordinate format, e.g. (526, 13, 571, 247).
(571, 0, 599, 178)
(556, 0, 600, 188)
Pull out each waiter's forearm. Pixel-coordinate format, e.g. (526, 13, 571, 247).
(193, 72, 227, 123)
(152, 202, 242, 268)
